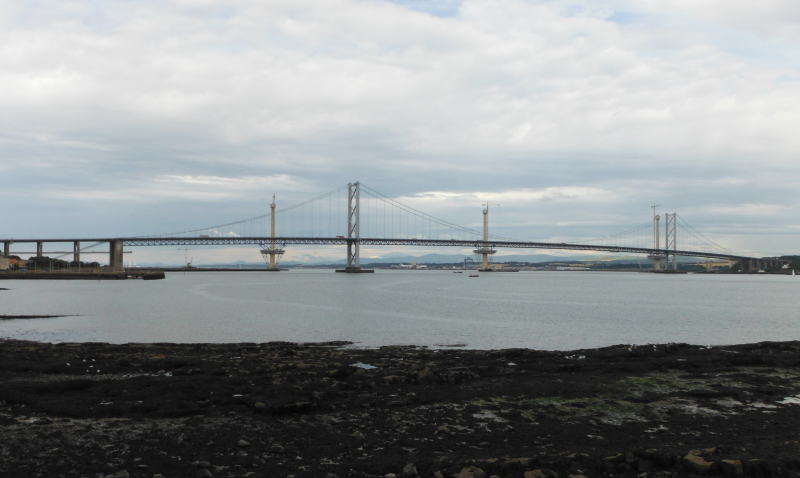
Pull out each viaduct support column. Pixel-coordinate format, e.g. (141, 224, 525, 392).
(109, 240, 124, 271)
(36, 242, 43, 257)
(3, 241, 9, 258)
(73, 242, 80, 264)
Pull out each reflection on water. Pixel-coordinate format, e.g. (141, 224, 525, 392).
(0, 270, 798, 350)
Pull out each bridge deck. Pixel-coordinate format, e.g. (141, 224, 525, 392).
(0, 236, 784, 263)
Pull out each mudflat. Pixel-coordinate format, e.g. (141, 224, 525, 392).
(1, 339, 799, 478)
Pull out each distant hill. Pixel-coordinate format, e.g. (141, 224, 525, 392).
(135, 252, 710, 268)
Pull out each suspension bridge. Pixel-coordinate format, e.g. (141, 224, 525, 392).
(0, 182, 788, 273)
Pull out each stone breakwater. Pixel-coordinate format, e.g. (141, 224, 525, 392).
(0, 270, 165, 280)
(2, 339, 800, 478)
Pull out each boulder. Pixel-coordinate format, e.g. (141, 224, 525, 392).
(403, 463, 417, 476)
(451, 467, 488, 478)
(525, 470, 557, 478)
(721, 459, 743, 478)
(507, 458, 532, 469)
(683, 454, 713, 474)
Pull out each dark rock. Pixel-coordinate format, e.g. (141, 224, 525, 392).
(721, 459, 743, 477)
(270, 444, 285, 453)
(452, 467, 487, 478)
(683, 454, 713, 474)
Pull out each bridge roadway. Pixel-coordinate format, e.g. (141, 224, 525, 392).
(2, 236, 787, 272)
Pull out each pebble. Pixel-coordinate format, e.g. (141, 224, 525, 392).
(270, 444, 285, 453)
(437, 425, 451, 434)
(403, 463, 417, 476)
(196, 470, 214, 478)
(325, 473, 339, 478)
(197, 461, 211, 468)
(237, 440, 250, 448)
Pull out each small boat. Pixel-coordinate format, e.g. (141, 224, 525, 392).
(469, 274, 479, 277)
(453, 270, 463, 273)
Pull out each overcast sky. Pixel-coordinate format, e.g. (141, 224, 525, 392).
(1, 0, 799, 264)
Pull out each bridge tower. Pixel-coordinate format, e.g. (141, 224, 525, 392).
(337, 182, 373, 273)
(474, 203, 498, 271)
(647, 204, 665, 270)
(260, 194, 285, 271)
(664, 213, 677, 270)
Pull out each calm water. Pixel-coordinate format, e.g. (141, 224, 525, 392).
(0, 270, 798, 350)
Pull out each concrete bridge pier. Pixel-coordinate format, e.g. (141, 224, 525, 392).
(739, 258, 766, 273)
(109, 240, 124, 271)
(647, 254, 664, 270)
(474, 247, 496, 270)
(3, 241, 9, 258)
(73, 242, 80, 263)
(36, 242, 43, 257)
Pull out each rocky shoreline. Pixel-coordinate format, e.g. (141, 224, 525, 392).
(2, 339, 800, 478)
